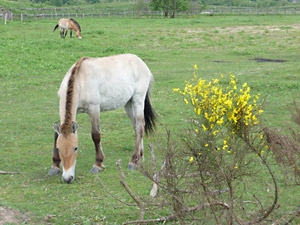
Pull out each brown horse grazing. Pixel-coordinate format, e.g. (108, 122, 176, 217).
(48, 54, 156, 183)
(53, 18, 82, 39)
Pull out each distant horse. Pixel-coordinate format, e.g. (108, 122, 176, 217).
(48, 54, 156, 183)
(53, 18, 82, 39)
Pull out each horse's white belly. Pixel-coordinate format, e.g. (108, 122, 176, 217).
(59, 22, 68, 29)
(78, 81, 134, 113)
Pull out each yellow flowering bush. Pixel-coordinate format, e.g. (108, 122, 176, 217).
(174, 66, 266, 162)
(175, 71, 263, 133)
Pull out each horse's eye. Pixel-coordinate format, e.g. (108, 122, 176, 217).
(74, 147, 78, 152)
(56, 148, 61, 153)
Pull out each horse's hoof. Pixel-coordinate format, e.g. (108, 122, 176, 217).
(48, 167, 60, 176)
(89, 165, 102, 173)
(128, 163, 137, 170)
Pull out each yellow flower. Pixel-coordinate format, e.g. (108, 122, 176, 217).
(202, 124, 208, 131)
(216, 117, 224, 125)
(213, 130, 219, 135)
(195, 129, 199, 133)
(184, 99, 189, 104)
(194, 65, 198, 70)
(205, 144, 209, 147)
(197, 108, 201, 115)
(189, 157, 194, 162)
(212, 78, 219, 84)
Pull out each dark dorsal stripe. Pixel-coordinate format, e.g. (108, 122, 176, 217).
(61, 57, 87, 134)
(70, 18, 81, 32)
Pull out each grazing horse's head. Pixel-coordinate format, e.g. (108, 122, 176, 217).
(70, 19, 82, 39)
(76, 30, 82, 39)
(54, 121, 79, 184)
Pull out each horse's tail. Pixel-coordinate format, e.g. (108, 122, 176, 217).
(53, 24, 59, 32)
(144, 90, 156, 135)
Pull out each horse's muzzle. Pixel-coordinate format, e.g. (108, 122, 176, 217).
(62, 176, 74, 184)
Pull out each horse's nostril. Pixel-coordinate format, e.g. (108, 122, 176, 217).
(63, 176, 74, 184)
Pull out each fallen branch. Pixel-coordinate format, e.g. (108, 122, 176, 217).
(0, 170, 21, 175)
(122, 215, 176, 224)
(122, 202, 230, 225)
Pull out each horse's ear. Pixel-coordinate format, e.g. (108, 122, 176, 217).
(54, 122, 61, 134)
(71, 121, 78, 134)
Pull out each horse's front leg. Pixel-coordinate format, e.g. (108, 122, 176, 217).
(48, 132, 61, 175)
(89, 107, 104, 173)
(65, 29, 68, 38)
(70, 30, 72, 38)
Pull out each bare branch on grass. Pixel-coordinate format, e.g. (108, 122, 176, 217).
(122, 202, 230, 225)
(0, 170, 21, 175)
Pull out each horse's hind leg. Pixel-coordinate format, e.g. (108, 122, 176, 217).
(125, 100, 145, 170)
(48, 132, 61, 175)
(65, 30, 68, 38)
(70, 30, 72, 38)
(89, 106, 104, 173)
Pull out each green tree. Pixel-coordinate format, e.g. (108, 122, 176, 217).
(150, 0, 188, 17)
(51, 0, 63, 6)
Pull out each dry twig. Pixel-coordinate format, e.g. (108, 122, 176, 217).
(0, 170, 21, 175)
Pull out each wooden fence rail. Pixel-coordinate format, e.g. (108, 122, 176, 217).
(2, 6, 300, 23)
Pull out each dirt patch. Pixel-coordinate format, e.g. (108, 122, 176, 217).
(251, 58, 287, 63)
(0, 206, 30, 225)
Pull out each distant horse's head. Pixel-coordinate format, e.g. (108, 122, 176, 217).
(70, 19, 82, 39)
(54, 121, 79, 184)
(76, 30, 82, 39)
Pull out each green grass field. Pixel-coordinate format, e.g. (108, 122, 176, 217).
(1, 15, 300, 224)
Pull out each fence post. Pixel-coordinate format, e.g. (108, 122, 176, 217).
(21, 13, 23, 22)
(4, 13, 7, 25)
(11, 13, 13, 22)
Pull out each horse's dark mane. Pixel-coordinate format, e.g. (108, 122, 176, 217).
(61, 57, 87, 134)
(70, 18, 81, 32)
